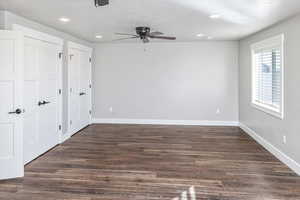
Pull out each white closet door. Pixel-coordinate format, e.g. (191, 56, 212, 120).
(38, 41, 60, 154)
(23, 38, 40, 164)
(69, 48, 81, 134)
(0, 31, 24, 180)
(79, 51, 91, 128)
(68, 42, 92, 136)
(15, 24, 63, 164)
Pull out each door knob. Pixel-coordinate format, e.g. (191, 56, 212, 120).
(79, 92, 86, 96)
(38, 101, 44, 106)
(8, 109, 22, 115)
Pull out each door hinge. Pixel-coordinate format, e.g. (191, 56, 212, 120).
(89, 57, 92, 63)
(58, 89, 62, 95)
(58, 52, 63, 59)
(59, 125, 62, 130)
(89, 84, 92, 89)
(89, 110, 92, 115)
(70, 88, 73, 93)
(70, 120, 72, 125)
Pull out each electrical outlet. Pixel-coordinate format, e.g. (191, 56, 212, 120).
(216, 108, 221, 115)
(283, 135, 287, 144)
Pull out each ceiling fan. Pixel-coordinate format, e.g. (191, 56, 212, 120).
(114, 27, 176, 43)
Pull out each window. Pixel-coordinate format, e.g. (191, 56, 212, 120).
(251, 34, 284, 119)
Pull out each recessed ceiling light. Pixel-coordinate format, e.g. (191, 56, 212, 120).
(209, 14, 221, 19)
(197, 33, 205, 37)
(59, 17, 70, 22)
(95, 35, 103, 39)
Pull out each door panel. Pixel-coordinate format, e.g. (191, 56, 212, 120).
(23, 38, 40, 164)
(0, 124, 14, 158)
(0, 31, 24, 180)
(0, 40, 14, 79)
(0, 82, 14, 122)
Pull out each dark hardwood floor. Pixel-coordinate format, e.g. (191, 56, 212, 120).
(1, 124, 300, 200)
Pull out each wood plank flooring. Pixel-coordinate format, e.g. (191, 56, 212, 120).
(1, 124, 300, 200)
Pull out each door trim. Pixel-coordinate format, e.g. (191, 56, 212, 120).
(67, 41, 93, 137)
(68, 41, 93, 52)
(12, 24, 63, 46)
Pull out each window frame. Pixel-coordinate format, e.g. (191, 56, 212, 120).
(250, 34, 285, 119)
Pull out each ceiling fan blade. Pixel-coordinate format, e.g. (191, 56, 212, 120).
(149, 36, 176, 40)
(112, 36, 139, 41)
(149, 31, 164, 36)
(115, 33, 138, 37)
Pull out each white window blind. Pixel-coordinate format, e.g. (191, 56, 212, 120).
(251, 35, 284, 119)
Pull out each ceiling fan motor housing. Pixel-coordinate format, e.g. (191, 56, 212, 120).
(95, 0, 109, 7)
(136, 27, 151, 39)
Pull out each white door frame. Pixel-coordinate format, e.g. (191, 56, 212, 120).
(12, 24, 64, 146)
(67, 41, 92, 137)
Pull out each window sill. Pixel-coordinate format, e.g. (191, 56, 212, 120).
(251, 102, 284, 120)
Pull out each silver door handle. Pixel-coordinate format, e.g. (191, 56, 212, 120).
(38, 101, 51, 106)
(43, 101, 51, 105)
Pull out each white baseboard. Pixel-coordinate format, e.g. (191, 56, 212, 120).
(63, 123, 93, 142)
(92, 118, 239, 126)
(240, 123, 300, 176)
(60, 133, 70, 144)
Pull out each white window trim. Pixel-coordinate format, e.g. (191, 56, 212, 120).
(250, 34, 285, 120)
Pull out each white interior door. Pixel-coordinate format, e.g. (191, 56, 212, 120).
(0, 31, 24, 180)
(68, 42, 92, 136)
(15, 24, 63, 164)
(38, 41, 61, 153)
(69, 48, 81, 134)
(23, 39, 62, 163)
(79, 51, 92, 128)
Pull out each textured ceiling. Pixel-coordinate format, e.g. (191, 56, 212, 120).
(1, 0, 300, 42)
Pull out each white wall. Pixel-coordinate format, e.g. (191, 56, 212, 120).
(93, 42, 239, 124)
(0, 11, 4, 29)
(2, 11, 93, 135)
(239, 15, 300, 169)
